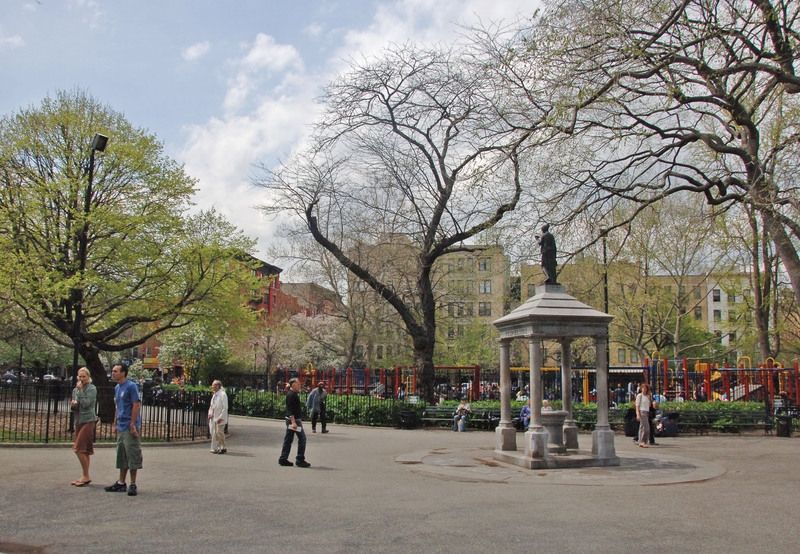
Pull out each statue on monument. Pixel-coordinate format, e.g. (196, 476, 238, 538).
(536, 224, 557, 285)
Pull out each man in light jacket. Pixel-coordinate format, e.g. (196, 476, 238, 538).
(208, 380, 228, 454)
(306, 381, 328, 434)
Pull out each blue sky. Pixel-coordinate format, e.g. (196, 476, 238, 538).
(1, 0, 540, 261)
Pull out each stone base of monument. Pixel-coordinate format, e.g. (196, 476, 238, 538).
(494, 448, 621, 469)
(495, 421, 619, 469)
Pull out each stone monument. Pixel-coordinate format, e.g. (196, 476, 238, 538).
(492, 227, 618, 469)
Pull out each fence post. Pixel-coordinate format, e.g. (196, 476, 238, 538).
(682, 358, 689, 399)
(45, 387, 52, 444)
(166, 393, 172, 442)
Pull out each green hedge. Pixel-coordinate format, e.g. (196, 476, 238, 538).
(226, 390, 772, 431)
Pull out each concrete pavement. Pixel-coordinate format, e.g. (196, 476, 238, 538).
(1, 416, 798, 553)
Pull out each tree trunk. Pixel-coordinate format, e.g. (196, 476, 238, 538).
(82, 347, 115, 423)
(413, 335, 436, 404)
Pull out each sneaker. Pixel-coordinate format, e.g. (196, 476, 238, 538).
(278, 459, 293, 467)
(127, 484, 137, 496)
(104, 481, 127, 493)
(219, 449, 227, 454)
(296, 460, 311, 468)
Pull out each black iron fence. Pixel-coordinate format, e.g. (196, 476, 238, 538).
(0, 382, 211, 444)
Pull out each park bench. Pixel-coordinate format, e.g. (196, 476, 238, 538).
(421, 406, 456, 428)
(420, 406, 522, 430)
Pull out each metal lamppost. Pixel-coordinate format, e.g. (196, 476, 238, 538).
(600, 228, 610, 366)
(71, 133, 109, 384)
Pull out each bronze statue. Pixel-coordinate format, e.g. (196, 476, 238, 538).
(536, 224, 557, 285)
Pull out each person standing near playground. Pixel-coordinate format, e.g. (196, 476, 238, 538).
(208, 380, 228, 453)
(279, 378, 311, 467)
(635, 382, 652, 448)
(306, 381, 328, 434)
(70, 367, 97, 487)
(105, 364, 142, 496)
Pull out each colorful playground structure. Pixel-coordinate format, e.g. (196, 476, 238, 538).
(276, 356, 800, 406)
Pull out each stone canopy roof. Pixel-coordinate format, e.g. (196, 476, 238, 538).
(493, 284, 613, 340)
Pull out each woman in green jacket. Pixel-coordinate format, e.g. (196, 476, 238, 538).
(70, 367, 97, 486)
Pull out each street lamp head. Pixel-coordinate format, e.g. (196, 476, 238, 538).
(91, 133, 108, 152)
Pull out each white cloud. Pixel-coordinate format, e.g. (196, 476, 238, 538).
(182, 40, 211, 62)
(222, 33, 304, 113)
(0, 34, 24, 50)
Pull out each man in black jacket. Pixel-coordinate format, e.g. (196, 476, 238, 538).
(279, 378, 311, 468)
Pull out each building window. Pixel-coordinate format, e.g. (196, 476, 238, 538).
(729, 332, 736, 343)
(479, 280, 492, 294)
(631, 351, 639, 363)
(457, 303, 465, 317)
(478, 302, 492, 316)
(728, 312, 736, 322)
(694, 287, 702, 300)
(712, 289, 721, 302)
(478, 258, 491, 271)
(713, 310, 721, 322)
(464, 302, 474, 316)
(617, 349, 626, 364)
(447, 327, 455, 339)
(694, 306, 702, 320)
(447, 303, 455, 317)
(376, 345, 384, 359)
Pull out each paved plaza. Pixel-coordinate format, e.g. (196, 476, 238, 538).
(1, 416, 798, 553)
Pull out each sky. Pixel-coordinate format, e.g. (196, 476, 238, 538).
(1, 0, 541, 267)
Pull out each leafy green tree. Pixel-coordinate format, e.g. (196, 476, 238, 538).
(0, 91, 255, 418)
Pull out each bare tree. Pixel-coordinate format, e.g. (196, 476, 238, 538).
(524, 0, 800, 306)
(259, 46, 544, 402)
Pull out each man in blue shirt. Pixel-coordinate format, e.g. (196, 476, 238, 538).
(104, 364, 142, 496)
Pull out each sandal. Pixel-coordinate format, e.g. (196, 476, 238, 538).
(71, 479, 91, 487)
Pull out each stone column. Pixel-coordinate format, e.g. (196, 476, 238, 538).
(495, 338, 516, 451)
(560, 338, 579, 449)
(524, 338, 549, 459)
(592, 335, 617, 461)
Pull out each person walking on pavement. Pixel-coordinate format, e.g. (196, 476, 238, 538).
(208, 379, 229, 454)
(279, 378, 311, 468)
(104, 364, 143, 496)
(306, 381, 328, 433)
(635, 382, 652, 448)
(70, 367, 97, 487)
